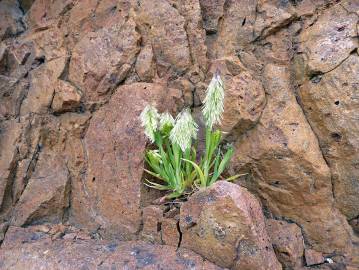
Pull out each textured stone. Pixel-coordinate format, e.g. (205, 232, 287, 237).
(140, 205, 163, 244)
(69, 18, 140, 103)
(135, 44, 155, 82)
(299, 54, 359, 220)
(0, 0, 25, 41)
(254, 0, 296, 39)
(230, 64, 352, 254)
(305, 249, 325, 266)
(162, 217, 180, 247)
(0, 120, 23, 211)
(135, 0, 191, 76)
(51, 80, 82, 113)
(180, 181, 281, 270)
(267, 219, 304, 269)
(199, 0, 225, 34)
(11, 151, 70, 226)
(71, 83, 182, 239)
(20, 57, 67, 115)
(298, 3, 358, 74)
(0, 226, 222, 270)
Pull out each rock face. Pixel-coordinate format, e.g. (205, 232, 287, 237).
(1, 0, 359, 269)
(180, 181, 281, 270)
(0, 226, 222, 270)
(266, 219, 304, 269)
(70, 83, 182, 239)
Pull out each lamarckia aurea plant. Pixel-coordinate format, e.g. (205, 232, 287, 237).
(140, 72, 242, 199)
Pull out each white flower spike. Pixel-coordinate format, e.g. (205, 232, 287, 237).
(159, 112, 175, 131)
(140, 104, 160, 143)
(202, 71, 225, 129)
(169, 108, 198, 152)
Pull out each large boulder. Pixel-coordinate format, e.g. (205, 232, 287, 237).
(11, 151, 70, 226)
(180, 181, 281, 270)
(230, 63, 353, 254)
(299, 44, 359, 220)
(298, 3, 358, 74)
(266, 219, 304, 269)
(68, 17, 140, 104)
(69, 83, 182, 239)
(0, 226, 222, 270)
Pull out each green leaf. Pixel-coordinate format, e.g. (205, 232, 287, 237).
(182, 158, 206, 188)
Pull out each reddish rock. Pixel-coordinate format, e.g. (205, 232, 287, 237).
(69, 18, 140, 103)
(70, 83, 182, 239)
(174, 0, 208, 72)
(135, 44, 156, 82)
(51, 80, 82, 113)
(199, 0, 226, 34)
(135, 0, 191, 76)
(0, 222, 9, 242)
(213, 0, 257, 57)
(0, 120, 22, 205)
(162, 217, 180, 247)
(254, 0, 296, 39)
(298, 3, 358, 74)
(267, 219, 304, 269)
(0, 226, 222, 270)
(11, 151, 70, 226)
(20, 57, 67, 115)
(299, 54, 359, 220)
(0, 0, 25, 41)
(305, 249, 325, 266)
(231, 63, 353, 254)
(180, 181, 281, 270)
(140, 205, 163, 244)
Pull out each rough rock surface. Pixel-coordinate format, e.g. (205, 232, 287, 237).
(0, 226, 222, 270)
(266, 219, 304, 269)
(1, 0, 359, 268)
(180, 181, 281, 270)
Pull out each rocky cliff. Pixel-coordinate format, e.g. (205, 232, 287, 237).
(0, 0, 359, 269)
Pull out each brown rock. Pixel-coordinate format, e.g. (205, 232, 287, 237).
(230, 64, 352, 254)
(162, 217, 180, 247)
(0, 226, 222, 270)
(68, 18, 140, 103)
(51, 80, 82, 113)
(254, 0, 296, 39)
(199, 0, 226, 34)
(305, 249, 325, 266)
(219, 67, 265, 136)
(174, 0, 208, 71)
(135, 0, 191, 76)
(299, 54, 359, 220)
(0, 222, 9, 242)
(70, 83, 182, 239)
(212, 0, 257, 58)
(0, 0, 25, 41)
(135, 44, 156, 82)
(20, 57, 67, 115)
(11, 151, 70, 226)
(298, 3, 358, 74)
(180, 181, 281, 270)
(140, 205, 163, 244)
(267, 219, 304, 269)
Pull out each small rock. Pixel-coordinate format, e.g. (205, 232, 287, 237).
(266, 219, 304, 269)
(180, 181, 281, 270)
(51, 80, 82, 113)
(140, 205, 163, 244)
(161, 217, 180, 247)
(135, 44, 155, 82)
(305, 249, 325, 266)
